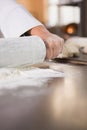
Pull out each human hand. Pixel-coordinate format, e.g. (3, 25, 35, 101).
(29, 25, 64, 59)
(43, 33, 64, 59)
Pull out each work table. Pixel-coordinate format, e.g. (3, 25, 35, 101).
(0, 62, 87, 130)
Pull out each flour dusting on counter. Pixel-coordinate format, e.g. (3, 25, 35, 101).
(0, 68, 64, 89)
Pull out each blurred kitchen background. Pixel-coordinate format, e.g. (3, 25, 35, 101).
(17, 0, 87, 40)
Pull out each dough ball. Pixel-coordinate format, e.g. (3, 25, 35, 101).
(59, 37, 87, 58)
(62, 42, 80, 58)
(82, 47, 87, 54)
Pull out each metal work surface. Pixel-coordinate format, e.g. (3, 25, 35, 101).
(0, 63, 87, 130)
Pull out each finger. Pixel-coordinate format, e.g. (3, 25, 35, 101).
(59, 39, 64, 53)
(50, 41, 59, 59)
(46, 47, 53, 59)
(44, 40, 52, 59)
(52, 45, 59, 58)
(53, 41, 62, 58)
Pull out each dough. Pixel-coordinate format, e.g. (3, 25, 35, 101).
(62, 42, 80, 58)
(82, 46, 87, 54)
(60, 37, 87, 58)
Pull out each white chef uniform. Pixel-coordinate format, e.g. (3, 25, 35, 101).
(0, 0, 42, 38)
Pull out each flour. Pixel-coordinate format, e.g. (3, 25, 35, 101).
(0, 68, 65, 89)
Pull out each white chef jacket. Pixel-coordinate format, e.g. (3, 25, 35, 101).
(0, 0, 42, 38)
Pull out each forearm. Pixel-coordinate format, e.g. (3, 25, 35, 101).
(28, 25, 51, 41)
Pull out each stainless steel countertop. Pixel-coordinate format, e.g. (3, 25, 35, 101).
(0, 62, 87, 130)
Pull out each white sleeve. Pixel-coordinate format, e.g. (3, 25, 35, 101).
(0, 0, 42, 38)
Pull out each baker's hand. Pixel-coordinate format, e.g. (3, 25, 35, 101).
(43, 33, 64, 59)
(28, 25, 64, 59)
